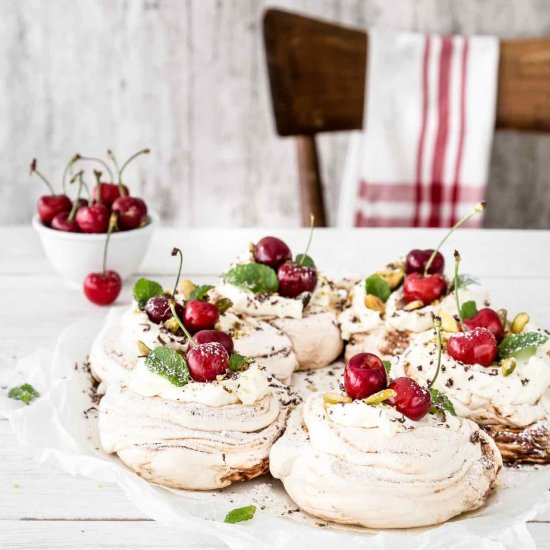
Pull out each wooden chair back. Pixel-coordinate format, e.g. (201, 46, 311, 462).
(263, 8, 550, 226)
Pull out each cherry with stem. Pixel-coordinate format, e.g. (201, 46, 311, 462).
(30, 159, 72, 225)
(423, 202, 485, 275)
(83, 214, 122, 306)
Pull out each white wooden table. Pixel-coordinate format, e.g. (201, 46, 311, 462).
(2, 225, 550, 549)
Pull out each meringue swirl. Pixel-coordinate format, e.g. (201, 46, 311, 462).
(270, 393, 501, 528)
(100, 369, 292, 490)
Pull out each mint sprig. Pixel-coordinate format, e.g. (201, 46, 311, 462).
(229, 352, 251, 372)
(365, 274, 391, 303)
(189, 284, 214, 300)
(499, 332, 549, 359)
(460, 300, 478, 320)
(295, 253, 315, 268)
(454, 274, 479, 290)
(382, 360, 391, 375)
(145, 347, 189, 387)
(428, 387, 456, 416)
(8, 383, 40, 405)
(224, 263, 279, 294)
(133, 278, 164, 308)
(224, 505, 256, 524)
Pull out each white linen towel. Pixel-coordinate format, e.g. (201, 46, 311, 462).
(338, 29, 499, 227)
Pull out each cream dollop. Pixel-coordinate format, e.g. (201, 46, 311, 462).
(129, 359, 271, 407)
(399, 326, 550, 427)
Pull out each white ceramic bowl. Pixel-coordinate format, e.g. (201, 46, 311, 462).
(33, 213, 157, 287)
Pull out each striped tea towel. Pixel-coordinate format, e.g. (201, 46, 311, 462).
(338, 30, 499, 227)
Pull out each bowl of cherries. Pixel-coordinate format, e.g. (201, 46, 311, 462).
(31, 149, 156, 287)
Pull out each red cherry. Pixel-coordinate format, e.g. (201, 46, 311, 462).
(386, 377, 432, 421)
(447, 327, 498, 367)
(183, 299, 220, 332)
(403, 272, 446, 305)
(254, 236, 292, 268)
(92, 183, 129, 207)
(344, 353, 387, 400)
(112, 196, 148, 231)
(144, 296, 183, 325)
(37, 195, 72, 225)
(405, 249, 444, 275)
(51, 211, 80, 232)
(76, 203, 110, 233)
(194, 330, 234, 354)
(277, 261, 317, 298)
(186, 342, 229, 382)
(83, 270, 122, 306)
(463, 308, 504, 342)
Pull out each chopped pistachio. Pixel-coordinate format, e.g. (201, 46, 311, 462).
(364, 294, 385, 313)
(137, 340, 152, 356)
(511, 312, 529, 334)
(163, 316, 181, 334)
(439, 310, 458, 333)
(376, 267, 404, 290)
(501, 357, 517, 377)
(363, 388, 397, 405)
(323, 392, 352, 405)
(178, 278, 196, 299)
(403, 300, 424, 311)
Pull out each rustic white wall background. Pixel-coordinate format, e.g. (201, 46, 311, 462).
(2, 0, 550, 228)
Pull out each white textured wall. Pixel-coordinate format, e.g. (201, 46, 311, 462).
(2, 0, 550, 228)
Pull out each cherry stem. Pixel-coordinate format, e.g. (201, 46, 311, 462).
(67, 171, 84, 221)
(299, 213, 315, 266)
(75, 154, 114, 182)
(102, 214, 117, 275)
(93, 170, 103, 205)
(61, 154, 79, 196)
(118, 148, 150, 188)
(169, 300, 196, 346)
(106, 150, 124, 194)
(424, 202, 486, 275)
(453, 250, 465, 330)
(428, 315, 443, 388)
(29, 159, 55, 196)
(171, 247, 183, 297)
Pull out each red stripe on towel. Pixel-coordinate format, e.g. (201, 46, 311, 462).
(449, 38, 469, 226)
(358, 180, 484, 203)
(413, 35, 431, 227)
(428, 36, 453, 227)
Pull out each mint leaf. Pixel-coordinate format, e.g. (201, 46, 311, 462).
(365, 274, 391, 303)
(133, 278, 164, 308)
(454, 274, 479, 290)
(428, 387, 456, 416)
(229, 352, 250, 372)
(295, 253, 315, 268)
(8, 383, 39, 405)
(145, 347, 189, 387)
(383, 360, 391, 375)
(189, 284, 214, 300)
(224, 505, 256, 524)
(224, 263, 279, 294)
(499, 332, 549, 359)
(460, 300, 478, 320)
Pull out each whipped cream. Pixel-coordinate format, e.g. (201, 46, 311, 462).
(129, 359, 271, 407)
(340, 276, 490, 337)
(399, 326, 550, 427)
(325, 398, 462, 437)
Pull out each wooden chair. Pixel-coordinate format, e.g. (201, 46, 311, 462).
(263, 8, 550, 227)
